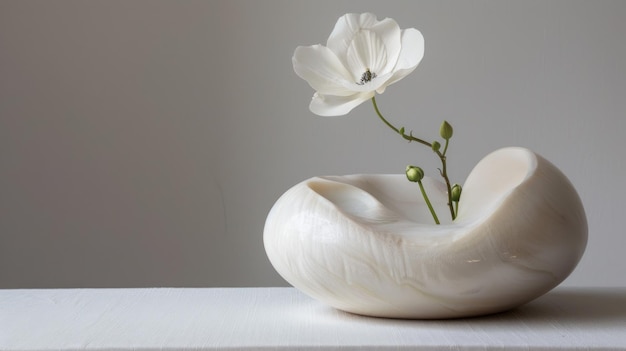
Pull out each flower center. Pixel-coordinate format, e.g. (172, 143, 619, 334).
(357, 68, 377, 85)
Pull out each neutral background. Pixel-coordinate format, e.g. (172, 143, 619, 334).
(1, 0, 625, 288)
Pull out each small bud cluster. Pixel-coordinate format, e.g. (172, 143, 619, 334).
(440, 120, 453, 140)
(405, 165, 424, 182)
(451, 184, 462, 202)
(431, 141, 441, 152)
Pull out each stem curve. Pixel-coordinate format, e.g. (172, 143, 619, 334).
(371, 96, 456, 221)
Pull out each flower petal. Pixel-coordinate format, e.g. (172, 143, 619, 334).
(326, 14, 380, 72)
(292, 45, 355, 96)
(345, 30, 387, 79)
(367, 18, 402, 75)
(381, 28, 425, 90)
(327, 13, 378, 56)
(309, 92, 374, 116)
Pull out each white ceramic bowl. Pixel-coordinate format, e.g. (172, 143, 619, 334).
(264, 147, 587, 319)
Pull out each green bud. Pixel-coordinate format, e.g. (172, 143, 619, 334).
(440, 120, 453, 140)
(399, 127, 405, 135)
(431, 141, 441, 152)
(405, 165, 424, 182)
(451, 183, 462, 202)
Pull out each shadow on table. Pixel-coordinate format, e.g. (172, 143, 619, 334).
(501, 287, 626, 324)
(310, 288, 626, 327)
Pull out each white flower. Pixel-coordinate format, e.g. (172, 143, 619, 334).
(293, 13, 425, 116)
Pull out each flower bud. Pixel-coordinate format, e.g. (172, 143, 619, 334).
(405, 165, 424, 182)
(451, 183, 462, 202)
(440, 120, 453, 140)
(431, 141, 441, 152)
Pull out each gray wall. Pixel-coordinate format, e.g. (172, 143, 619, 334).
(1, 0, 625, 288)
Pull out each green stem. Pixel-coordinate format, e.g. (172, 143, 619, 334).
(372, 96, 431, 147)
(442, 138, 450, 157)
(371, 96, 456, 221)
(417, 180, 440, 225)
(440, 154, 456, 221)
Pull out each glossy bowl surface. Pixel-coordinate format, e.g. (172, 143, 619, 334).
(264, 147, 587, 319)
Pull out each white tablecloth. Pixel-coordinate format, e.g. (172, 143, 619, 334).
(2, 287, 626, 350)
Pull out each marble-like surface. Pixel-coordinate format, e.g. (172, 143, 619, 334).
(264, 147, 588, 318)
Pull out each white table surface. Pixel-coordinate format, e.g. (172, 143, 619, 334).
(1, 287, 625, 350)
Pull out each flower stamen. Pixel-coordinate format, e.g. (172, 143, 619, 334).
(357, 68, 377, 85)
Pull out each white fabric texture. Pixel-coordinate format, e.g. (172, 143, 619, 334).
(1, 287, 625, 350)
